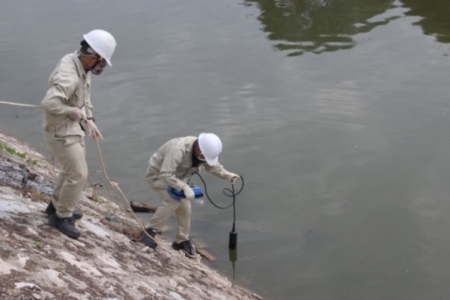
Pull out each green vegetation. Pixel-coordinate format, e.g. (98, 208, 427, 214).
(26, 158, 39, 166)
(0, 142, 27, 159)
(0, 142, 41, 167)
(93, 194, 108, 204)
(33, 241, 43, 249)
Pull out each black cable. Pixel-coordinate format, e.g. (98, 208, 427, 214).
(193, 173, 244, 210)
(193, 173, 243, 250)
(232, 183, 236, 231)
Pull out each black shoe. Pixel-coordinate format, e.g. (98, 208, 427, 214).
(172, 240, 196, 257)
(45, 202, 83, 220)
(145, 227, 158, 238)
(48, 214, 80, 239)
(140, 228, 158, 249)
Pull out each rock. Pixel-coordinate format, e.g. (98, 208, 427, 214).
(129, 200, 157, 213)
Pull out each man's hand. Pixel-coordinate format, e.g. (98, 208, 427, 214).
(86, 119, 103, 140)
(228, 172, 240, 184)
(182, 185, 195, 201)
(67, 107, 86, 121)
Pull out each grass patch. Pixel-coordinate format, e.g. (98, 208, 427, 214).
(0, 142, 27, 159)
(93, 194, 108, 204)
(33, 241, 43, 249)
(26, 158, 39, 166)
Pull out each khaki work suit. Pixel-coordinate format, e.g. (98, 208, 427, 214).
(41, 52, 93, 218)
(145, 136, 235, 243)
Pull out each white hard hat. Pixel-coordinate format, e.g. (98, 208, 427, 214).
(198, 133, 222, 166)
(83, 29, 116, 66)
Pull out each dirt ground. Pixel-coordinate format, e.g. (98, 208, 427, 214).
(0, 131, 263, 300)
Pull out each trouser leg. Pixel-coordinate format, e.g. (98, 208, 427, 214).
(145, 179, 191, 242)
(146, 187, 180, 230)
(47, 137, 87, 218)
(52, 170, 65, 201)
(174, 197, 191, 243)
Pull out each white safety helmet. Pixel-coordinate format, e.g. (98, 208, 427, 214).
(83, 29, 116, 66)
(198, 133, 222, 166)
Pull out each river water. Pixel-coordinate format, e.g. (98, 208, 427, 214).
(1, 1, 450, 299)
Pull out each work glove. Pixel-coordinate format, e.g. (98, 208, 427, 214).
(67, 107, 86, 121)
(228, 172, 240, 184)
(182, 184, 195, 201)
(85, 119, 103, 140)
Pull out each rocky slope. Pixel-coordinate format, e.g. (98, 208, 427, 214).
(0, 131, 263, 300)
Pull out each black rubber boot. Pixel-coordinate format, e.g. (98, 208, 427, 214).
(145, 227, 158, 238)
(45, 202, 83, 220)
(48, 214, 80, 239)
(140, 228, 158, 249)
(172, 240, 196, 257)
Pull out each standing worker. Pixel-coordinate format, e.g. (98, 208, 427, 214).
(143, 133, 240, 257)
(41, 29, 117, 239)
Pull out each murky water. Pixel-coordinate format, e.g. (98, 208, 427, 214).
(2, 1, 450, 299)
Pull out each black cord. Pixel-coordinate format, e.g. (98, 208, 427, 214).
(193, 173, 244, 210)
(193, 173, 243, 250)
(231, 183, 236, 232)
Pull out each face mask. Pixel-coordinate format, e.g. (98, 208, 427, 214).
(90, 58, 107, 75)
(195, 149, 206, 162)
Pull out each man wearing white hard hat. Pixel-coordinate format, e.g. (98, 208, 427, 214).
(143, 133, 240, 256)
(41, 29, 117, 239)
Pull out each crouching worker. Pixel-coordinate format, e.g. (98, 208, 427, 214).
(41, 29, 117, 239)
(142, 133, 239, 257)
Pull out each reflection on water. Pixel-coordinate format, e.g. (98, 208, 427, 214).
(229, 248, 238, 280)
(401, 0, 450, 43)
(245, 0, 399, 56)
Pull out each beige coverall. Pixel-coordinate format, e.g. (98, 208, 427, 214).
(145, 136, 236, 243)
(41, 52, 93, 218)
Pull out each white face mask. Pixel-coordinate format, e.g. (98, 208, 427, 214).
(91, 59, 107, 75)
(78, 50, 107, 75)
(194, 145, 207, 161)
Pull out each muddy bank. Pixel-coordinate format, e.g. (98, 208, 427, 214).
(0, 131, 263, 300)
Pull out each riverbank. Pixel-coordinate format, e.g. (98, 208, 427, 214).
(0, 131, 263, 300)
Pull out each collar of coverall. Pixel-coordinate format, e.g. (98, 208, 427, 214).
(73, 51, 89, 78)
